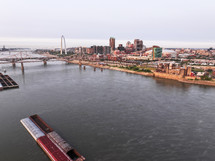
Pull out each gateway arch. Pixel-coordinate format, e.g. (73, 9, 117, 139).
(60, 35, 67, 55)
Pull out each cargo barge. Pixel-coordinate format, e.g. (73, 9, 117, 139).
(0, 73, 19, 90)
(20, 115, 85, 161)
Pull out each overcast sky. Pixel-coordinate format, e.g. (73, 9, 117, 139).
(0, 0, 215, 47)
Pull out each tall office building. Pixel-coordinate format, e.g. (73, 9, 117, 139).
(134, 39, 143, 51)
(103, 46, 111, 54)
(91, 45, 97, 54)
(96, 46, 103, 54)
(90, 45, 104, 54)
(109, 37, 115, 51)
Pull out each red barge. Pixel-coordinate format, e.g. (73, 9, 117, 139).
(21, 114, 85, 161)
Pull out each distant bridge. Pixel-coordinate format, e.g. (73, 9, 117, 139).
(0, 56, 57, 63)
(0, 51, 60, 64)
(0, 51, 76, 72)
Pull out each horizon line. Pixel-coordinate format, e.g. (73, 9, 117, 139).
(0, 37, 214, 49)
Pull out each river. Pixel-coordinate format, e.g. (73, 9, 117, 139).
(0, 62, 215, 161)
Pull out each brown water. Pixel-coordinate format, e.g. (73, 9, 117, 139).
(0, 62, 215, 161)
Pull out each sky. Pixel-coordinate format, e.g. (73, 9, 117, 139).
(0, 0, 215, 48)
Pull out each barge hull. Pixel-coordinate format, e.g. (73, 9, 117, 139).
(29, 114, 85, 161)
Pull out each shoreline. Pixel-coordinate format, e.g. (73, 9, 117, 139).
(68, 60, 215, 87)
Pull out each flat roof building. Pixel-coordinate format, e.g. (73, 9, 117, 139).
(134, 39, 143, 51)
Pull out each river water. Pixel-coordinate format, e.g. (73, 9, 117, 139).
(0, 62, 215, 161)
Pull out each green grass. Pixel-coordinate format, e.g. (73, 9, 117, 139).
(200, 75, 212, 81)
(192, 68, 204, 72)
(119, 66, 152, 73)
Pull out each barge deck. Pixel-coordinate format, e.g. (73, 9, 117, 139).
(21, 115, 85, 161)
(0, 73, 19, 90)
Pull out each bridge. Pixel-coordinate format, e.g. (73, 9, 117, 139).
(0, 50, 69, 71)
(0, 51, 57, 62)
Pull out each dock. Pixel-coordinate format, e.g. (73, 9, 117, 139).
(0, 73, 19, 90)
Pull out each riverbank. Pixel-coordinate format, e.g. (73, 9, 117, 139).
(68, 60, 215, 87)
(179, 79, 215, 87)
(68, 60, 154, 76)
(153, 72, 215, 87)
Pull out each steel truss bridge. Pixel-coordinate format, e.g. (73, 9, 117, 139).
(0, 51, 60, 64)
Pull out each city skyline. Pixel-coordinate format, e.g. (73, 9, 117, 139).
(0, 0, 215, 46)
(1, 1, 215, 161)
(0, 37, 214, 49)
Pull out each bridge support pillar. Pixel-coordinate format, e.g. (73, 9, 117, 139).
(79, 63, 82, 69)
(12, 59, 16, 68)
(12, 62, 16, 68)
(43, 60, 47, 66)
(21, 62, 24, 71)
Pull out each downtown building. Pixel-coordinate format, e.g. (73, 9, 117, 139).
(88, 45, 111, 54)
(103, 46, 111, 54)
(134, 39, 143, 51)
(109, 37, 115, 52)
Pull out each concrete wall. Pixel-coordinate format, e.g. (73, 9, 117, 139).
(154, 72, 183, 80)
(179, 79, 215, 87)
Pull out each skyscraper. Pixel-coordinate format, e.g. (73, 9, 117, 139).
(134, 39, 143, 51)
(109, 37, 115, 51)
